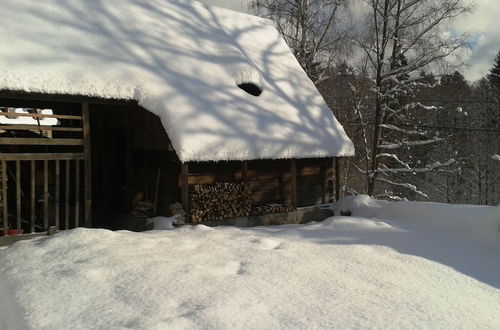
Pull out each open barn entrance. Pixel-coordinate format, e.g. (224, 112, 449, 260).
(0, 95, 181, 237)
(89, 104, 181, 230)
(0, 98, 90, 236)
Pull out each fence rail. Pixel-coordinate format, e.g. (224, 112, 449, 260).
(1, 155, 84, 235)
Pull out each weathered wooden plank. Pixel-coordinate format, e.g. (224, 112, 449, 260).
(183, 173, 234, 186)
(321, 166, 326, 204)
(153, 168, 161, 214)
(2, 161, 7, 234)
(15, 160, 21, 231)
(235, 167, 327, 181)
(250, 190, 281, 204)
(324, 158, 333, 203)
(181, 163, 189, 214)
(55, 160, 60, 230)
(335, 158, 341, 201)
(290, 159, 297, 207)
(242, 161, 248, 181)
(0, 138, 83, 146)
(82, 102, 92, 228)
(249, 179, 280, 191)
(297, 175, 324, 186)
(0, 153, 84, 161)
(0, 125, 83, 131)
(65, 160, 70, 229)
(43, 160, 49, 230)
(75, 160, 80, 227)
(31, 160, 35, 233)
(0, 112, 82, 120)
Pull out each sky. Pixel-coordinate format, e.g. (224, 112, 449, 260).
(450, 0, 500, 81)
(199, 0, 500, 82)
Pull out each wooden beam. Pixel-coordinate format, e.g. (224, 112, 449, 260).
(335, 158, 341, 201)
(0, 125, 82, 131)
(0, 153, 83, 161)
(15, 160, 21, 231)
(82, 102, 92, 228)
(290, 159, 297, 207)
(2, 161, 7, 234)
(0, 138, 83, 146)
(0, 113, 82, 120)
(181, 163, 189, 215)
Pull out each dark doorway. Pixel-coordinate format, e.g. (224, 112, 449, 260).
(90, 105, 131, 229)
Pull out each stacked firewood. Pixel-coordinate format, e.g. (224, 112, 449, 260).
(250, 203, 295, 216)
(190, 182, 251, 223)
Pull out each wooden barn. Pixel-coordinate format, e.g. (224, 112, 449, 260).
(0, 0, 354, 236)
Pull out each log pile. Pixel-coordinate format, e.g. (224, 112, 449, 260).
(250, 203, 295, 216)
(190, 182, 251, 223)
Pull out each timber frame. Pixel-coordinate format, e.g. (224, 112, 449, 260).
(0, 91, 135, 235)
(0, 94, 95, 235)
(0, 90, 344, 232)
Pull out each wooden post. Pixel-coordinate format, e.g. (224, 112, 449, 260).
(335, 158, 341, 201)
(55, 160, 60, 230)
(321, 163, 327, 204)
(75, 160, 80, 227)
(15, 160, 21, 231)
(242, 161, 248, 181)
(181, 163, 189, 215)
(2, 161, 8, 234)
(31, 160, 35, 233)
(82, 102, 92, 228)
(65, 160, 70, 229)
(290, 159, 297, 207)
(43, 159, 49, 230)
(153, 168, 161, 214)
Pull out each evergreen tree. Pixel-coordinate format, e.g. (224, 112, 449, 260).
(487, 50, 500, 88)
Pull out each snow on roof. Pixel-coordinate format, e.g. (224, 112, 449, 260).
(0, 108, 58, 126)
(0, 0, 354, 162)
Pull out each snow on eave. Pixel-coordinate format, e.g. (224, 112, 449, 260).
(0, 0, 355, 162)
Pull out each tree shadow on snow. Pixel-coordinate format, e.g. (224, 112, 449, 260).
(251, 217, 500, 289)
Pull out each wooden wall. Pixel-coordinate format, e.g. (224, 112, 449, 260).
(183, 157, 334, 211)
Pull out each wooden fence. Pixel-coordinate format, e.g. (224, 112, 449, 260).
(0, 104, 91, 235)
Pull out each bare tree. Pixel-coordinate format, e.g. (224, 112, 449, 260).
(351, 0, 471, 198)
(249, 0, 351, 82)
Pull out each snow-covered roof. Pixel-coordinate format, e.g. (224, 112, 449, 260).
(0, 0, 354, 162)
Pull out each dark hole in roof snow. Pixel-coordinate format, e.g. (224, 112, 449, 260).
(237, 83, 262, 96)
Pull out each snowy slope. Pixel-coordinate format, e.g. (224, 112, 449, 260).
(1, 218, 499, 329)
(0, 0, 354, 162)
(334, 195, 500, 248)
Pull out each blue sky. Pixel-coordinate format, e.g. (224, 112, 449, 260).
(200, 0, 500, 82)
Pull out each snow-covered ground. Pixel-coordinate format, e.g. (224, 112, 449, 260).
(0, 199, 499, 329)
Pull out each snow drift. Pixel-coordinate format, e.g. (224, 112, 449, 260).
(1, 217, 500, 329)
(334, 195, 500, 248)
(0, 0, 354, 162)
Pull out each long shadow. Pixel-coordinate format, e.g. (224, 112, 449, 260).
(1, 0, 353, 161)
(250, 217, 500, 289)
